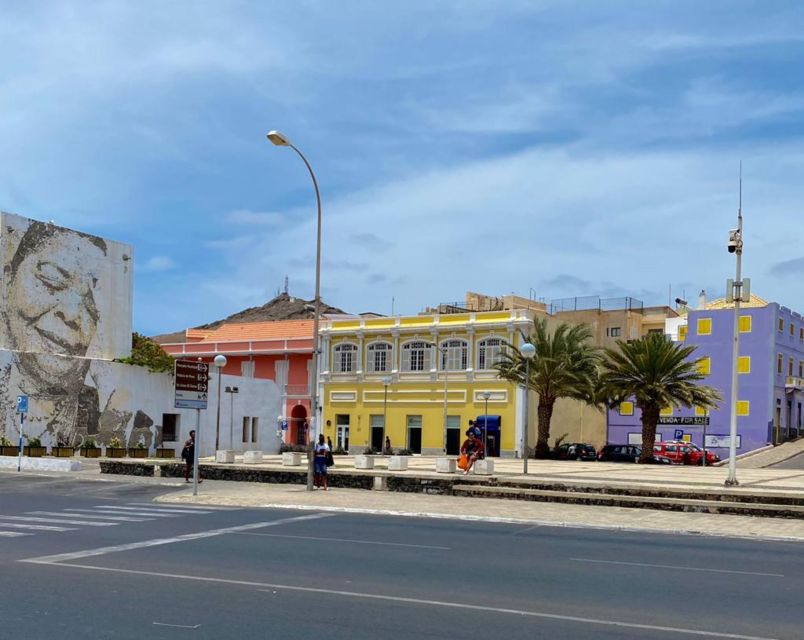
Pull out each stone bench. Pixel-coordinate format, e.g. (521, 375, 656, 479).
(243, 450, 263, 464)
(282, 452, 303, 466)
(435, 457, 456, 473)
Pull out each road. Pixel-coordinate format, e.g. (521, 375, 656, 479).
(770, 452, 804, 469)
(0, 472, 802, 640)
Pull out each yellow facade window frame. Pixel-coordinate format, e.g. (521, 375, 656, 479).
(694, 406, 709, 417)
(778, 318, 784, 332)
(737, 356, 751, 374)
(697, 318, 712, 336)
(697, 357, 711, 376)
(738, 315, 752, 333)
(619, 401, 634, 416)
(777, 354, 783, 375)
(678, 325, 687, 342)
(736, 400, 750, 417)
(660, 406, 673, 417)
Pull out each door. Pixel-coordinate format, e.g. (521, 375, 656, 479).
(336, 414, 350, 452)
(370, 415, 384, 453)
(406, 415, 422, 454)
(446, 415, 461, 455)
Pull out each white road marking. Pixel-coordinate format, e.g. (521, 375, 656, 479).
(152, 622, 201, 629)
(130, 502, 237, 511)
(570, 558, 785, 578)
(0, 522, 76, 532)
(28, 511, 152, 523)
(94, 505, 213, 515)
(22, 513, 335, 565)
(25, 561, 782, 640)
(65, 509, 178, 518)
(234, 532, 450, 550)
(0, 531, 30, 537)
(0, 515, 117, 527)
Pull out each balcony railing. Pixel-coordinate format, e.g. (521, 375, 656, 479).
(785, 376, 804, 389)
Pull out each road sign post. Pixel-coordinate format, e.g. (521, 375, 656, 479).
(16, 395, 28, 473)
(174, 361, 210, 496)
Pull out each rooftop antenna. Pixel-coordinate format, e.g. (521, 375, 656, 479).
(284, 275, 289, 295)
(391, 296, 395, 316)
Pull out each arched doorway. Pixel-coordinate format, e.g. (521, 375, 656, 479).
(290, 404, 308, 445)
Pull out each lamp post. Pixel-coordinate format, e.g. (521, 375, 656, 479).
(725, 174, 746, 487)
(482, 390, 491, 456)
(267, 130, 322, 492)
(382, 375, 391, 454)
(213, 354, 227, 452)
(224, 386, 239, 449)
(520, 342, 536, 474)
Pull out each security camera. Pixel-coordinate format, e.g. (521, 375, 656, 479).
(727, 229, 740, 253)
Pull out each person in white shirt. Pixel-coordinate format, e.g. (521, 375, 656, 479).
(313, 433, 330, 490)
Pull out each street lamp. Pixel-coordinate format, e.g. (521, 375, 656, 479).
(482, 390, 491, 456)
(213, 354, 227, 452)
(520, 342, 536, 474)
(267, 130, 322, 492)
(382, 376, 391, 454)
(224, 386, 239, 449)
(725, 172, 747, 487)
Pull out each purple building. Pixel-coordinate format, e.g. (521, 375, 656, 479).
(607, 297, 804, 455)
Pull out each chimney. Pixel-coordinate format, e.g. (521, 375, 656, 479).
(698, 289, 707, 310)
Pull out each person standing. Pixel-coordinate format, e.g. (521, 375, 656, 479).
(327, 436, 333, 452)
(314, 433, 330, 490)
(182, 430, 201, 484)
(384, 435, 392, 455)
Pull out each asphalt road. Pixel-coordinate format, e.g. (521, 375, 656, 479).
(0, 472, 802, 640)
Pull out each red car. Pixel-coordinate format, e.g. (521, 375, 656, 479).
(653, 441, 719, 465)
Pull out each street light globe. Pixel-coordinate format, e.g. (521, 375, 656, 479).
(482, 391, 491, 400)
(213, 354, 227, 369)
(382, 376, 392, 385)
(520, 343, 536, 360)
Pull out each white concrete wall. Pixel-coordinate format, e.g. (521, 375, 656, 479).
(0, 211, 133, 361)
(0, 348, 281, 456)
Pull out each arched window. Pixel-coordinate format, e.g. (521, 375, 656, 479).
(477, 337, 504, 370)
(333, 343, 358, 373)
(366, 342, 393, 373)
(440, 339, 468, 371)
(401, 341, 433, 372)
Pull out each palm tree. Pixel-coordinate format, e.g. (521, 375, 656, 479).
(600, 333, 721, 463)
(495, 318, 600, 459)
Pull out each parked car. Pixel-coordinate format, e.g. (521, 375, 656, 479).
(597, 444, 641, 463)
(652, 441, 690, 464)
(675, 441, 720, 465)
(597, 444, 675, 464)
(553, 443, 597, 461)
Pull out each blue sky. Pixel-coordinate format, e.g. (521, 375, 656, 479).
(2, 1, 804, 335)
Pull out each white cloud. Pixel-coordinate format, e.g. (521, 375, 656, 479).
(140, 256, 176, 273)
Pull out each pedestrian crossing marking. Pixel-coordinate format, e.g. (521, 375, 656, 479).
(0, 515, 117, 527)
(0, 531, 30, 537)
(28, 511, 151, 523)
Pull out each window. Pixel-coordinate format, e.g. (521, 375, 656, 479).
(619, 401, 634, 416)
(241, 360, 255, 378)
(161, 414, 179, 442)
(738, 356, 751, 374)
(789, 357, 795, 377)
(777, 354, 783, 375)
(736, 400, 750, 417)
(800, 327, 804, 342)
(366, 342, 393, 373)
(333, 343, 358, 373)
(697, 357, 711, 376)
(694, 406, 708, 417)
(660, 406, 673, 417)
(738, 316, 752, 333)
(440, 339, 468, 371)
(401, 341, 433, 372)
(791, 323, 795, 336)
(697, 318, 712, 336)
(446, 415, 461, 429)
(799, 360, 803, 378)
(251, 417, 258, 443)
(647, 328, 663, 335)
(678, 325, 687, 342)
(242, 416, 250, 442)
(607, 327, 621, 338)
(477, 337, 504, 370)
(779, 318, 784, 332)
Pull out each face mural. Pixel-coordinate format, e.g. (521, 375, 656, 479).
(0, 214, 140, 448)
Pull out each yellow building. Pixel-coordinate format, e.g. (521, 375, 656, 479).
(320, 309, 535, 456)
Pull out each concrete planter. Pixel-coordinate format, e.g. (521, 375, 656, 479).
(215, 450, 235, 464)
(353, 455, 375, 470)
(436, 457, 457, 473)
(282, 452, 303, 466)
(473, 459, 494, 475)
(388, 456, 408, 471)
(243, 450, 263, 464)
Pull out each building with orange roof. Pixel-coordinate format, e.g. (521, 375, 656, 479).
(160, 319, 317, 445)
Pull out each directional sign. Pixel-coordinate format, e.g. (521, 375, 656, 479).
(16, 395, 28, 414)
(175, 360, 210, 409)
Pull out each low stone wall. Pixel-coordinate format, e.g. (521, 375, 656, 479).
(98, 461, 155, 476)
(157, 463, 375, 490)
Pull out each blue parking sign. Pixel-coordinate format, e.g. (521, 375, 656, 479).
(674, 429, 684, 440)
(16, 395, 28, 414)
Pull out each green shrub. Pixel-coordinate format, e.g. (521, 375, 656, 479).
(82, 437, 98, 449)
(27, 436, 42, 448)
